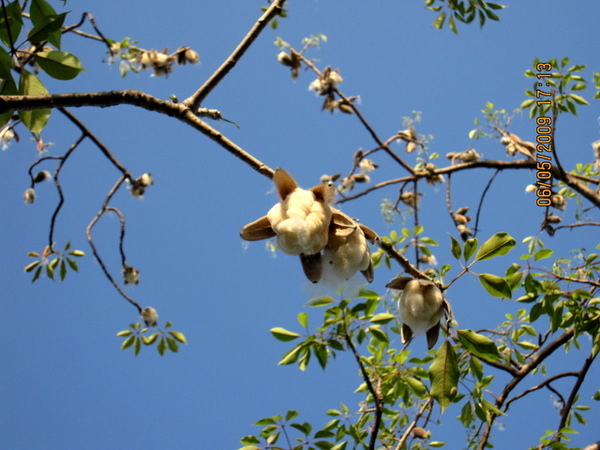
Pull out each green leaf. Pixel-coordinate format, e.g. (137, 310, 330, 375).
(278, 344, 304, 365)
(370, 313, 396, 324)
(479, 273, 512, 298)
(27, 12, 67, 48)
(24, 260, 40, 272)
(116, 330, 134, 337)
(142, 333, 159, 345)
(34, 51, 85, 80)
(18, 69, 51, 133)
(157, 337, 167, 355)
(30, 0, 57, 26)
(405, 376, 428, 397)
(569, 93, 589, 105)
(533, 248, 554, 261)
(270, 327, 301, 342)
(68, 250, 85, 257)
(134, 336, 142, 355)
(432, 11, 447, 29)
(0, 1, 23, 47)
(457, 329, 501, 361)
(32, 265, 43, 282)
(450, 235, 462, 260)
(297, 312, 308, 328)
(59, 258, 67, 280)
(166, 337, 179, 352)
(429, 341, 459, 412)
(168, 331, 187, 344)
(307, 296, 335, 307)
(121, 335, 135, 350)
(474, 232, 515, 261)
(66, 258, 78, 271)
(464, 238, 478, 262)
(239, 435, 261, 445)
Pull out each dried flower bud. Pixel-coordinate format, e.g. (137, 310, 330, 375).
(455, 206, 469, 215)
(320, 173, 340, 183)
(458, 148, 481, 163)
(33, 170, 52, 183)
(359, 158, 378, 173)
(0, 126, 15, 150)
(141, 307, 158, 327)
(457, 224, 473, 241)
(137, 173, 154, 187)
(453, 213, 470, 224)
(339, 176, 355, 193)
(545, 214, 562, 224)
(400, 191, 420, 209)
(525, 184, 537, 193)
(551, 193, 566, 211)
(277, 51, 293, 66)
(184, 48, 200, 64)
(500, 135, 511, 146)
(24, 188, 36, 205)
(411, 427, 428, 439)
(418, 254, 437, 265)
(123, 265, 140, 285)
(351, 173, 370, 183)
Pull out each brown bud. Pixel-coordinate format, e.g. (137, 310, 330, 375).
(411, 427, 428, 440)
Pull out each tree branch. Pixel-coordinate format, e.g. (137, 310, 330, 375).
(182, 0, 285, 110)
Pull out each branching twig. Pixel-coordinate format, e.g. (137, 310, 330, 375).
(477, 328, 575, 450)
(393, 398, 433, 450)
(85, 177, 142, 313)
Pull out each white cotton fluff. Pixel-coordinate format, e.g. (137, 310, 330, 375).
(321, 226, 371, 284)
(397, 280, 444, 337)
(267, 188, 331, 255)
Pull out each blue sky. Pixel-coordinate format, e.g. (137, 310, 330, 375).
(1, 1, 599, 449)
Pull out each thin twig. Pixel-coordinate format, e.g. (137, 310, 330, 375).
(85, 177, 143, 313)
(393, 398, 433, 450)
(48, 134, 86, 250)
(473, 169, 499, 237)
(343, 316, 383, 450)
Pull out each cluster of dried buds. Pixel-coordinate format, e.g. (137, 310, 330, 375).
(397, 125, 419, 153)
(453, 206, 473, 241)
(307, 67, 358, 113)
(333, 151, 378, 193)
(499, 131, 535, 160)
(240, 168, 378, 286)
(446, 148, 482, 164)
(422, 162, 444, 185)
(22, 169, 53, 205)
(110, 42, 199, 77)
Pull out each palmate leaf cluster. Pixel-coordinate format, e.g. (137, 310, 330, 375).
(0, 0, 85, 132)
(240, 232, 600, 449)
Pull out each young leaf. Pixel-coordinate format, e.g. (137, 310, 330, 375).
(479, 273, 512, 298)
(429, 341, 459, 412)
(270, 327, 301, 342)
(474, 232, 515, 262)
(464, 238, 478, 262)
(121, 335, 135, 350)
(370, 313, 396, 324)
(168, 331, 187, 344)
(18, 70, 51, 133)
(24, 260, 40, 272)
(34, 51, 85, 80)
(450, 235, 462, 260)
(457, 329, 501, 361)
